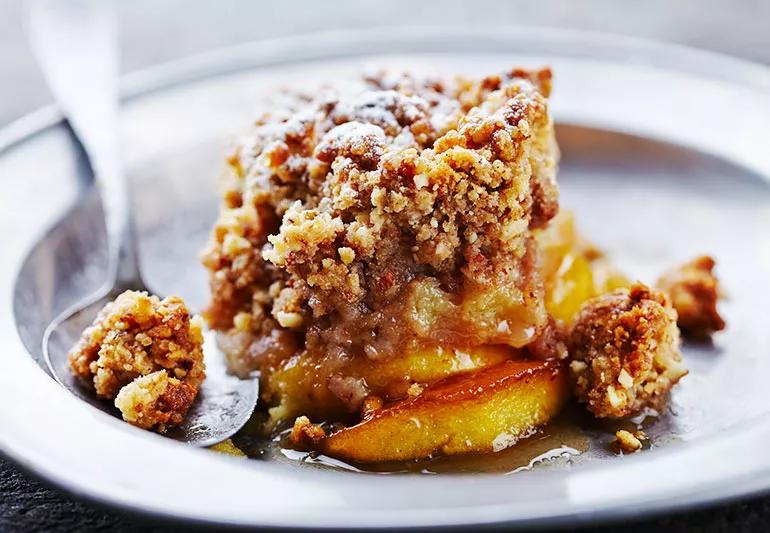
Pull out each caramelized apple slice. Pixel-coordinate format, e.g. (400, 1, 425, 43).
(536, 211, 630, 322)
(321, 359, 569, 462)
(266, 343, 518, 424)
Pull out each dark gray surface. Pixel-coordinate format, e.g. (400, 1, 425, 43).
(3, 1, 770, 531)
(2, 454, 770, 532)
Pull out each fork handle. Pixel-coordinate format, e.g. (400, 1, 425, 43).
(25, 0, 141, 288)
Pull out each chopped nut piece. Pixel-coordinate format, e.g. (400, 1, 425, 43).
(275, 311, 303, 329)
(569, 284, 687, 419)
(617, 368, 634, 389)
(68, 290, 205, 432)
(338, 247, 356, 265)
(222, 233, 251, 255)
(614, 429, 645, 454)
(657, 255, 725, 337)
(291, 416, 327, 448)
(233, 311, 252, 332)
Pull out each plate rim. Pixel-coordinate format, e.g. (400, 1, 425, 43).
(2, 25, 770, 530)
(3, 24, 770, 156)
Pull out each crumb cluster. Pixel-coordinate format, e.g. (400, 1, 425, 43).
(114, 370, 197, 430)
(569, 284, 687, 419)
(657, 255, 725, 337)
(68, 290, 205, 432)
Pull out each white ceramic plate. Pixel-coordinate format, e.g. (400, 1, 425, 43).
(2, 28, 770, 529)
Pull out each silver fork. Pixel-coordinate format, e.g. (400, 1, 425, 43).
(26, 0, 258, 447)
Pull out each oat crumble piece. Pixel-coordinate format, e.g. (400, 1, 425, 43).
(569, 284, 687, 419)
(68, 290, 205, 432)
(657, 255, 725, 337)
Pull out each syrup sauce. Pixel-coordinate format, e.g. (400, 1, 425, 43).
(226, 404, 670, 475)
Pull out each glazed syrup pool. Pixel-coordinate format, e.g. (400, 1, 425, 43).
(225, 404, 659, 474)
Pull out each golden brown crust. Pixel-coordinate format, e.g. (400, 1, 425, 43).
(257, 71, 557, 314)
(657, 255, 725, 337)
(569, 284, 687, 419)
(68, 290, 205, 431)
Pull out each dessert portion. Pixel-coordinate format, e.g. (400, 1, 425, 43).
(68, 290, 205, 432)
(203, 66, 562, 439)
(59, 64, 728, 463)
(200, 65, 725, 463)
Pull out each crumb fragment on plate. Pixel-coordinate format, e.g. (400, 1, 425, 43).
(614, 429, 646, 454)
(68, 290, 206, 432)
(291, 415, 327, 448)
(569, 283, 687, 419)
(657, 255, 725, 338)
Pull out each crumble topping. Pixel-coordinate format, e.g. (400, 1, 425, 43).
(657, 255, 725, 337)
(68, 290, 205, 432)
(114, 370, 196, 432)
(202, 67, 560, 413)
(569, 284, 687, 419)
(263, 75, 556, 287)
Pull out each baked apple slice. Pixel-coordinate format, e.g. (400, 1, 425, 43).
(267, 343, 518, 424)
(537, 211, 630, 322)
(320, 359, 569, 463)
